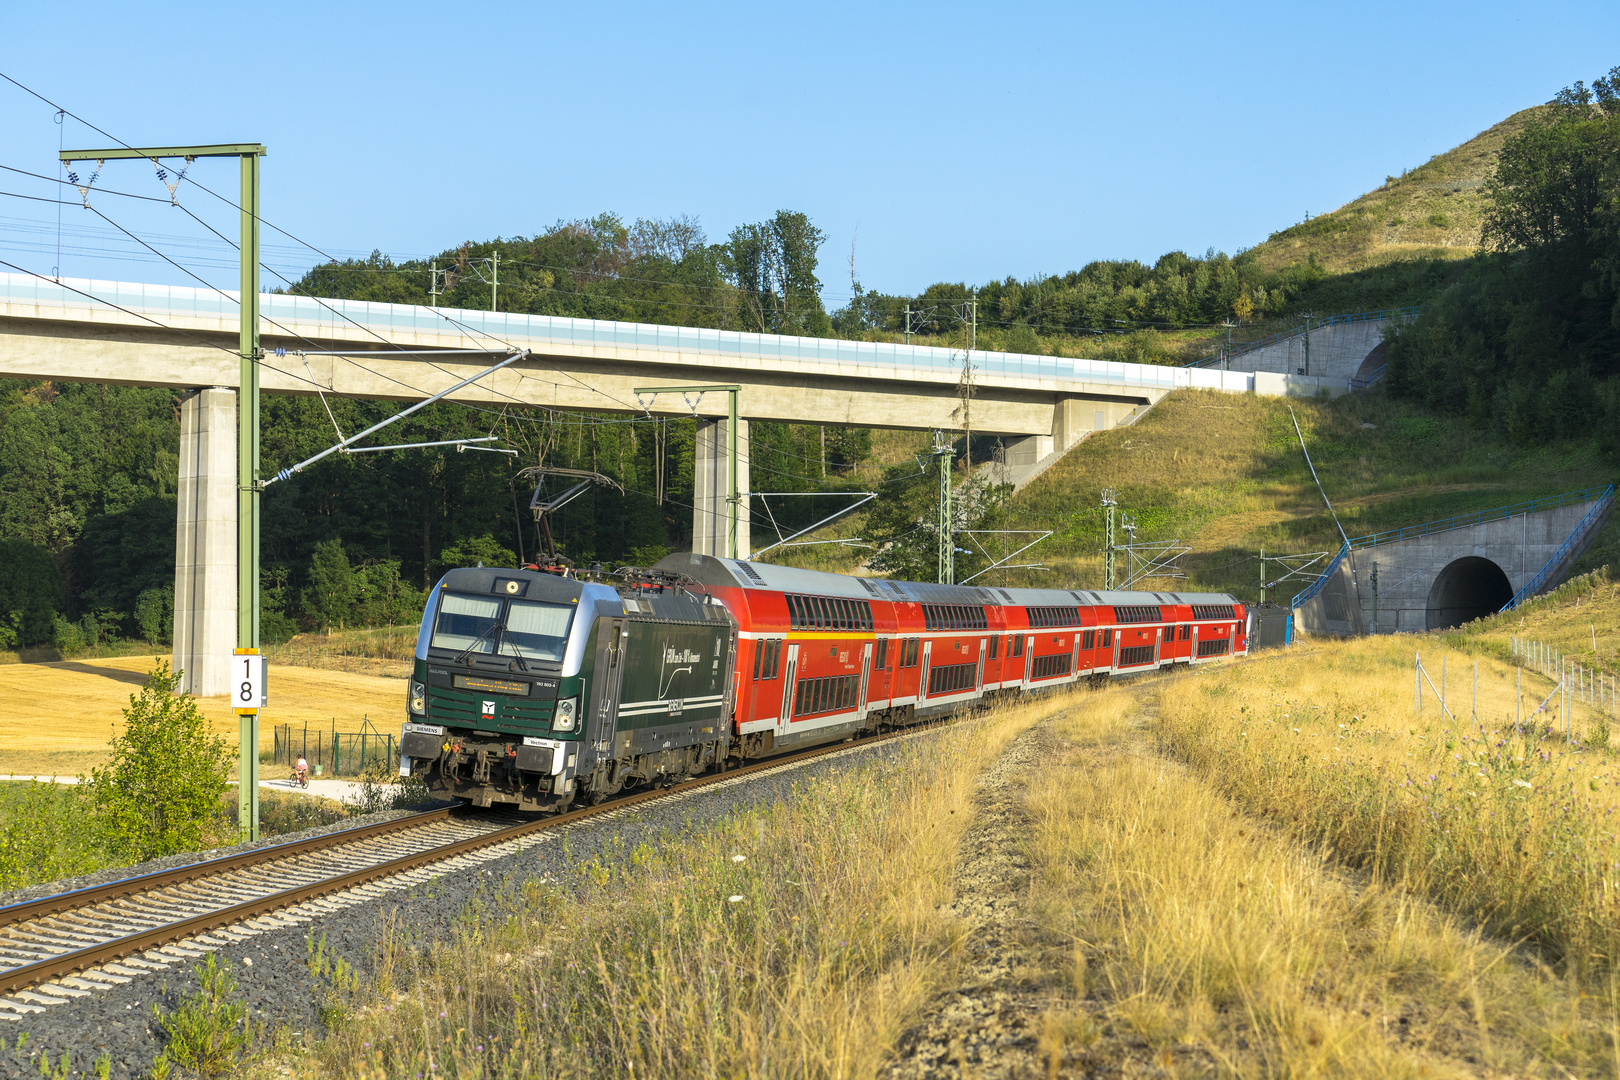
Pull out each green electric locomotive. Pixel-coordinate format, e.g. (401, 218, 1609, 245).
(399, 565, 737, 810)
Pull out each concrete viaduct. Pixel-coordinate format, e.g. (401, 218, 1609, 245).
(0, 272, 1349, 695)
(1293, 487, 1614, 637)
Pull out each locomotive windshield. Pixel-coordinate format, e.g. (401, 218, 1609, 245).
(431, 593, 574, 662)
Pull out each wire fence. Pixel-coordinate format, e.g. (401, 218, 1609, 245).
(1185, 307, 1423, 369)
(260, 638, 414, 679)
(273, 718, 399, 777)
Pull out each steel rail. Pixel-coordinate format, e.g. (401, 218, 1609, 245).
(0, 726, 938, 996)
(0, 806, 460, 932)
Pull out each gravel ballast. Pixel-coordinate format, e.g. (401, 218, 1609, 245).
(0, 738, 924, 1078)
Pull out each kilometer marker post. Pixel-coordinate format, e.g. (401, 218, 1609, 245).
(233, 648, 268, 838)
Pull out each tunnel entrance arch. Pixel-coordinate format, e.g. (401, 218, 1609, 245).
(1425, 556, 1514, 630)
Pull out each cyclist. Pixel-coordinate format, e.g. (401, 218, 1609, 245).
(293, 755, 309, 787)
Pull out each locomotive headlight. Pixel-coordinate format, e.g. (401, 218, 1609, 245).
(409, 682, 426, 715)
(553, 697, 578, 732)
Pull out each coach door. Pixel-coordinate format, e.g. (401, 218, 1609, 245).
(976, 638, 988, 693)
(779, 643, 800, 729)
(856, 643, 874, 721)
(1022, 636, 1035, 688)
(588, 619, 627, 762)
(1071, 634, 1081, 683)
(920, 641, 933, 700)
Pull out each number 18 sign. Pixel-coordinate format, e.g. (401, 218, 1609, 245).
(233, 648, 268, 714)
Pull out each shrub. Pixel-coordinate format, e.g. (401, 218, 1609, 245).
(0, 781, 112, 889)
(150, 954, 256, 1080)
(86, 662, 234, 860)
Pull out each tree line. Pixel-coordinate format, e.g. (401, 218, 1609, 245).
(1386, 66, 1620, 446)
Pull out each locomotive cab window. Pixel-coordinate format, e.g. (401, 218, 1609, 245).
(431, 594, 572, 662)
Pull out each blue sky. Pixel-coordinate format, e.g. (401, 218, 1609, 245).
(0, 1, 1613, 304)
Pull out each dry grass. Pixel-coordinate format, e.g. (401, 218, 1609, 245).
(1250, 107, 1544, 274)
(1025, 682, 1620, 1076)
(0, 654, 406, 775)
(263, 625, 419, 676)
(268, 692, 1075, 1079)
(1155, 622, 1620, 980)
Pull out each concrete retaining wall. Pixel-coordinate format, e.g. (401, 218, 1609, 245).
(1295, 500, 1607, 637)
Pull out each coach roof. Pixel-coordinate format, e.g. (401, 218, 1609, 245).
(657, 555, 1239, 611)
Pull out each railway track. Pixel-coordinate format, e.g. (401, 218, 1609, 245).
(0, 723, 941, 1017)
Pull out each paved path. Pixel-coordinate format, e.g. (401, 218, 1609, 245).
(0, 773, 368, 802)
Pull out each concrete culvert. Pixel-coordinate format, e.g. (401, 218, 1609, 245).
(1425, 556, 1514, 630)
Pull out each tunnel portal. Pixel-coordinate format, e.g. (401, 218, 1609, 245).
(1425, 556, 1514, 630)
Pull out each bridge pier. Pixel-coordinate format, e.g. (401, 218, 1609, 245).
(692, 418, 750, 559)
(173, 388, 236, 697)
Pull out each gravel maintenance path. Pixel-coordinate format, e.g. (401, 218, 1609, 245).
(0, 734, 933, 1079)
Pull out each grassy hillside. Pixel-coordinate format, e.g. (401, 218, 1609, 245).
(1251, 108, 1543, 275)
(765, 386, 1616, 600)
(1003, 387, 1613, 600)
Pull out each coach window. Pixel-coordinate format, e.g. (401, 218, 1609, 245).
(989, 636, 999, 660)
(1102, 628, 1113, 647)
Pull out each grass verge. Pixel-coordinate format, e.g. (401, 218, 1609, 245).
(263, 692, 1072, 1078)
(1024, 682, 1620, 1075)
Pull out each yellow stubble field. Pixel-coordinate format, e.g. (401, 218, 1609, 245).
(0, 655, 406, 777)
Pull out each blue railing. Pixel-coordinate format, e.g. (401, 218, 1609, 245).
(1291, 485, 1614, 610)
(1503, 488, 1615, 610)
(1186, 307, 1422, 369)
(1350, 486, 1612, 549)
(1349, 364, 1387, 391)
(1291, 543, 1351, 608)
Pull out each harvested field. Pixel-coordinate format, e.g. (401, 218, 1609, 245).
(0, 655, 405, 776)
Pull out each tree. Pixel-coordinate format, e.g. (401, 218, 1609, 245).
(86, 662, 233, 860)
(1482, 71, 1620, 254)
(0, 538, 62, 648)
(304, 538, 358, 630)
(436, 534, 517, 576)
(725, 211, 830, 336)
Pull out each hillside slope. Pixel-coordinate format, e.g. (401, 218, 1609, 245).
(765, 387, 1615, 599)
(999, 387, 1613, 601)
(1251, 108, 1543, 274)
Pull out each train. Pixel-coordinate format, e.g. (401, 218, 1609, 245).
(398, 553, 1248, 811)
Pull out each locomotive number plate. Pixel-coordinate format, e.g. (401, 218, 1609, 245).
(454, 675, 531, 696)
(404, 723, 446, 736)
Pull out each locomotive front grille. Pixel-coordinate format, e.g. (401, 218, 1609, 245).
(427, 688, 554, 735)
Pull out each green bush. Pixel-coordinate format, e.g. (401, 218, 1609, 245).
(150, 954, 256, 1080)
(86, 662, 233, 860)
(0, 781, 112, 889)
